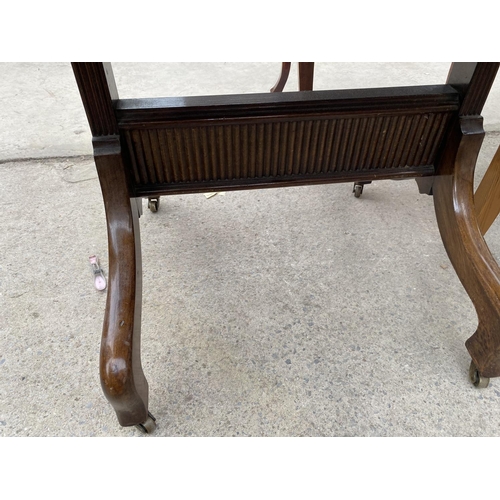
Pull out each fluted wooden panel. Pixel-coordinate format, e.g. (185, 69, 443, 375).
(123, 111, 453, 188)
(460, 63, 500, 116)
(72, 63, 119, 137)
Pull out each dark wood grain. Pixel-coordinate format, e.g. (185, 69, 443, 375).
(93, 136, 149, 427)
(71, 62, 499, 431)
(121, 110, 452, 195)
(270, 62, 291, 92)
(434, 117, 500, 378)
(433, 63, 500, 378)
(115, 85, 459, 125)
(117, 85, 458, 197)
(72, 63, 119, 137)
(298, 62, 314, 91)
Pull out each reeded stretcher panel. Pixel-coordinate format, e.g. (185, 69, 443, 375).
(115, 85, 460, 196)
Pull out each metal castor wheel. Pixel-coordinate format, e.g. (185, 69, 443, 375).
(148, 197, 160, 213)
(469, 361, 490, 388)
(135, 412, 157, 434)
(353, 183, 363, 198)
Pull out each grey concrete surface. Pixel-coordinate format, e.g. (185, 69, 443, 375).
(1, 63, 500, 436)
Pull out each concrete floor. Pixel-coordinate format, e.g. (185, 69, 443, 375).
(1, 63, 500, 436)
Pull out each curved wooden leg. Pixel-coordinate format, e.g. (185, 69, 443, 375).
(433, 118, 500, 379)
(271, 62, 315, 93)
(270, 62, 291, 93)
(474, 144, 500, 235)
(94, 138, 151, 428)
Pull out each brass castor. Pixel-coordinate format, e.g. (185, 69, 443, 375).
(135, 412, 157, 434)
(148, 197, 160, 213)
(469, 361, 490, 388)
(353, 183, 363, 198)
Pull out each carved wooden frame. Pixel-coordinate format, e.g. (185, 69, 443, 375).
(72, 62, 499, 431)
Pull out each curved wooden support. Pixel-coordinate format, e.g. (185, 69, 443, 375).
(474, 144, 500, 235)
(270, 62, 291, 93)
(94, 137, 149, 427)
(271, 62, 315, 93)
(433, 117, 500, 379)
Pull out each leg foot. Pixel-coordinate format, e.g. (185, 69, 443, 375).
(353, 183, 364, 198)
(148, 197, 160, 213)
(135, 412, 157, 434)
(352, 181, 372, 198)
(469, 361, 490, 388)
(270, 62, 291, 93)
